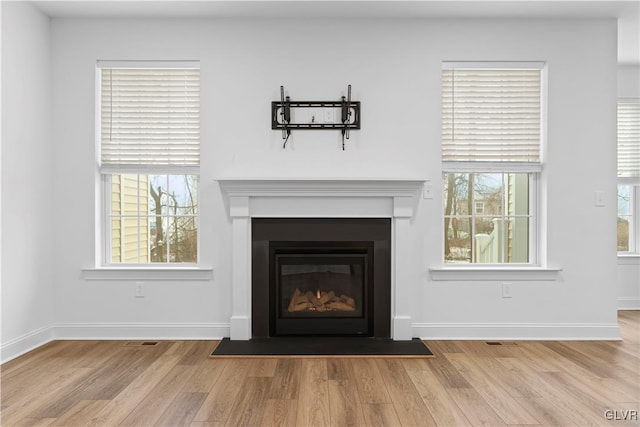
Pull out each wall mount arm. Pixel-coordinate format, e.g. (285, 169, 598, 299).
(272, 85, 360, 150)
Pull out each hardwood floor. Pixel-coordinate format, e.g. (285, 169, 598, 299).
(2, 311, 638, 426)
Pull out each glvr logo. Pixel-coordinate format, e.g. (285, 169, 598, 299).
(604, 409, 639, 421)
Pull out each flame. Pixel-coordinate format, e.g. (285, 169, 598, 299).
(316, 289, 321, 300)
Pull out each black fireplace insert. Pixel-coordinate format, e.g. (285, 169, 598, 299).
(272, 243, 373, 335)
(252, 218, 391, 338)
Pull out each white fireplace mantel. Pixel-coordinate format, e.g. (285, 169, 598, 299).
(217, 178, 426, 341)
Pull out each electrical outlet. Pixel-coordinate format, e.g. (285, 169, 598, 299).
(595, 190, 605, 207)
(135, 282, 145, 298)
(502, 282, 512, 298)
(423, 181, 433, 199)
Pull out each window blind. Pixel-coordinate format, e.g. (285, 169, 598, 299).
(442, 68, 541, 163)
(618, 102, 640, 178)
(100, 67, 200, 173)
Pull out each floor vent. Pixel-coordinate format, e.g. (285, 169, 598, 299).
(485, 341, 517, 346)
(485, 342, 503, 346)
(125, 341, 159, 347)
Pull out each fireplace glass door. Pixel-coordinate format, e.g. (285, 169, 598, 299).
(272, 247, 372, 336)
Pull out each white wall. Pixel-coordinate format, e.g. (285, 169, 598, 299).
(617, 64, 640, 310)
(50, 17, 619, 340)
(1, 2, 54, 362)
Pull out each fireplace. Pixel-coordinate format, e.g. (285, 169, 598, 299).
(272, 242, 373, 336)
(218, 178, 425, 341)
(252, 218, 391, 338)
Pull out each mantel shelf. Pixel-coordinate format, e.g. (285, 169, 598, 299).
(216, 178, 427, 198)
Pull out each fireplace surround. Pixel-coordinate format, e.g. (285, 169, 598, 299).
(218, 178, 425, 341)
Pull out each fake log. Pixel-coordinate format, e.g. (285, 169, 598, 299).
(287, 289, 356, 312)
(287, 288, 302, 312)
(326, 301, 356, 311)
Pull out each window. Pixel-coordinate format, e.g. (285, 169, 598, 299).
(442, 63, 543, 265)
(617, 101, 640, 254)
(98, 62, 200, 265)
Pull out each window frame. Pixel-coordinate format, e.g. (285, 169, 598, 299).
(95, 61, 202, 269)
(618, 180, 640, 256)
(440, 61, 547, 268)
(617, 98, 640, 257)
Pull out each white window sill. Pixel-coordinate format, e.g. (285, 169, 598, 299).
(81, 267, 214, 281)
(429, 266, 561, 281)
(618, 254, 640, 265)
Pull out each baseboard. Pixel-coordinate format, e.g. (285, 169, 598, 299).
(1, 325, 54, 364)
(413, 322, 621, 340)
(618, 297, 640, 310)
(53, 322, 230, 340)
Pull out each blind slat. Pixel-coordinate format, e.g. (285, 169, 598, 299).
(100, 67, 200, 172)
(442, 68, 541, 163)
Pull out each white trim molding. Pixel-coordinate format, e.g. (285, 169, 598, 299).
(617, 254, 640, 265)
(429, 266, 561, 281)
(618, 297, 640, 310)
(81, 267, 213, 281)
(1, 325, 54, 364)
(53, 322, 229, 340)
(217, 178, 426, 198)
(217, 178, 426, 341)
(414, 322, 620, 340)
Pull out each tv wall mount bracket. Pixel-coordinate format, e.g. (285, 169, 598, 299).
(272, 85, 360, 150)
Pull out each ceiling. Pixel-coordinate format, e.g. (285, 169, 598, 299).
(32, 0, 640, 64)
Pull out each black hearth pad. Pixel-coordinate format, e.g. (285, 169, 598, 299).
(210, 337, 434, 357)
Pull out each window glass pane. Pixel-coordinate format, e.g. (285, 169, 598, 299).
(474, 217, 502, 263)
(618, 185, 631, 216)
(111, 217, 122, 263)
(445, 217, 471, 263)
(506, 217, 530, 263)
(444, 171, 533, 264)
(109, 174, 197, 264)
(121, 217, 140, 263)
(167, 215, 198, 263)
(151, 215, 169, 262)
(474, 173, 503, 216)
(444, 173, 470, 215)
(507, 174, 530, 215)
(618, 215, 631, 252)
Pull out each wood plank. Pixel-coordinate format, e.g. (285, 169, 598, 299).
(245, 358, 278, 377)
(226, 376, 272, 427)
(296, 359, 330, 427)
(50, 400, 109, 426)
(260, 399, 298, 427)
(447, 387, 507, 427)
(119, 364, 197, 426)
(375, 359, 437, 426)
(0, 367, 95, 426)
(445, 353, 538, 425)
(360, 403, 402, 427)
(8, 417, 57, 427)
(84, 343, 188, 426)
(155, 392, 207, 427)
(268, 359, 301, 400)
(513, 397, 588, 427)
(406, 364, 472, 427)
(177, 341, 215, 366)
(327, 359, 365, 427)
(192, 360, 250, 424)
(350, 359, 392, 404)
(180, 359, 228, 394)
